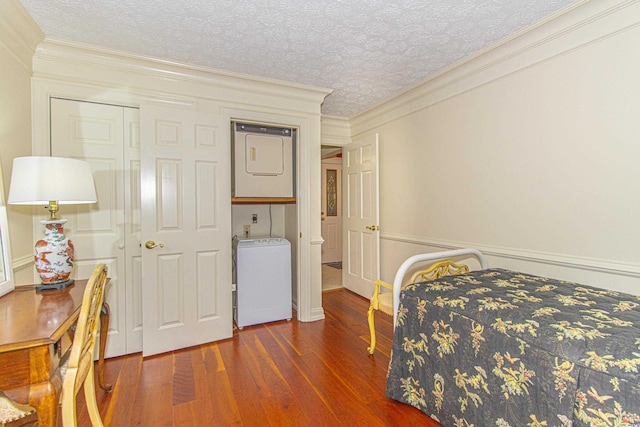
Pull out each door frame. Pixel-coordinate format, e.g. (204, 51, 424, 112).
(221, 106, 324, 322)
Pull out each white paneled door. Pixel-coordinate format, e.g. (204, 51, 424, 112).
(51, 98, 141, 357)
(321, 158, 342, 264)
(343, 134, 380, 299)
(140, 105, 232, 357)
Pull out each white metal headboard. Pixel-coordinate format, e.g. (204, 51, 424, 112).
(392, 248, 489, 324)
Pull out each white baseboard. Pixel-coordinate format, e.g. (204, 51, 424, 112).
(291, 297, 326, 322)
(308, 307, 326, 322)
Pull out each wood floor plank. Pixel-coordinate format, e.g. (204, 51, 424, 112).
(237, 328, 312, 425)
(79, 353, 137, 427)
(180, 346, 220, 426)
(216, 331, 277, 426)
(172, 347, 197, 405)
(254, 325, 341, 425)
(72, 289, 441, 426)
(265, 314, 390, 425)
(172, 400, 199, 426)
(131, 353, 174, 426)
(199, 342, 242, 425)
(205, 370, 243, 425)
(293, 351, 389, 426)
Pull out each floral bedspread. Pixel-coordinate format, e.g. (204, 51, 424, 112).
(386, 268, 640, 427)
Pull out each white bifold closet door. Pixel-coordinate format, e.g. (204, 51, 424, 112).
(51, 98, 142, 357)
(50, 99, 232, 357)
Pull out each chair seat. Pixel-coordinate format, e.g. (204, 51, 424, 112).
(0, 391, 36, 425)
(377, 292, 394, 316)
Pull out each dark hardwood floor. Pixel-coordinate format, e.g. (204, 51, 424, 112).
(74, 289, 441, 426)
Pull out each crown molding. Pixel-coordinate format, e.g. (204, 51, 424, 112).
(321, 115, 351, 146)
(350, 0, 639, 135)
(0, 0, 44, 71)
(32, 39, 332, 114)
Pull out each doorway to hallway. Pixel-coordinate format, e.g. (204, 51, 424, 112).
(321, 146, 343, 292)
(322, 262, 343, 291)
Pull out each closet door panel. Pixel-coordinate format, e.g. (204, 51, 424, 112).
(123, 107, 142, 353)
(50, 98, 140, 357)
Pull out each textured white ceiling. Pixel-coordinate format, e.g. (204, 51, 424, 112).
(19, 0, 575, 117)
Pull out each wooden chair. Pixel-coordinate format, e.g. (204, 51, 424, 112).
(367, 259, 470, 354)
(60, 264, 108, 427)
(0, 390, 38, 427)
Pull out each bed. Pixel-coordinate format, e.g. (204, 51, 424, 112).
(385, 249, 640, 427)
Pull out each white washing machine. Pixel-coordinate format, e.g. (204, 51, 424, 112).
(234, 237, 292, 328)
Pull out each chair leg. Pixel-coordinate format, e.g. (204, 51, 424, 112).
(367, 306, 377, 354)
(61, 383, 77, 427)
(83, 364, 104, 427)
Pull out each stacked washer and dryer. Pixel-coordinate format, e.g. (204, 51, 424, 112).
(232, 123, 294, 328)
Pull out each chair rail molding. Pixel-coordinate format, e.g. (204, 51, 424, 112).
(382, 232, 640, 279)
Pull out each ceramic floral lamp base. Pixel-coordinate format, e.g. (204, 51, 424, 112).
(35, 219, 75, 291)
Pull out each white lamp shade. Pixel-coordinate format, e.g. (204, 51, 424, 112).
(8, 156, 97, 205)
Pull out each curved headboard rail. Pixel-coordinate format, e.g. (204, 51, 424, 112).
(392, 249, 489, 324)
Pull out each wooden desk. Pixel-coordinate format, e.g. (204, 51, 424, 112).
(0, 280, 110, 427)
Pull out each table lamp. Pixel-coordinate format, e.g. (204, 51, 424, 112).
(8, 156, 97, 290)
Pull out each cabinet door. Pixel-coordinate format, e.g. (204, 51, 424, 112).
(51, 98, 141, 357)
(140, 105, 232, 356)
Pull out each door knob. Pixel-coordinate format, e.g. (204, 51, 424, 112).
(145, 240, 165, 249)
(321, 217, 325, 221)
(365, 225, 379, 231)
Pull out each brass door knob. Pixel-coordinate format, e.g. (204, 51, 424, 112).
(145, 240, 165, 249)
(365, 225, 379, 231)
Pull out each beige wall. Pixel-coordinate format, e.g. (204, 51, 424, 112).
(232, 204, 286, 238)
(352, 0, 640, 294)
(0, 1, 43, 283)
